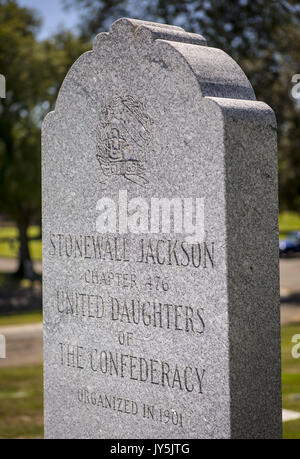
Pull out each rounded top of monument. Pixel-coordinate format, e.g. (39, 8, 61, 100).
(91, 17, 255, 102)
(48, 17, 256, 119)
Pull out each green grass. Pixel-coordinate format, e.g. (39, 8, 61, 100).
(0, 365, 43, 439)
(282, 323, 300, 439)
(0, 226, 42, 261)
(279, 212, 300, 239)
(283, 419, 300, 439)
(0, 311, 42, 327)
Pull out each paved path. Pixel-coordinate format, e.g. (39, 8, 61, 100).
(0, 258, 42, 274)
(280, 257, 300, 295)
(0, 323, 42, 368)
(280, 257, 300, 325)
(281, 305, 300, 325)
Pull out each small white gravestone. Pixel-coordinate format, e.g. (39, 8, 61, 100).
(0, 334, 6, 359)
(0, 74, 5, 98)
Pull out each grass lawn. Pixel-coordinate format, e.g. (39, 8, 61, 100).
(0, 323, 298, 439)
(0, 226, 41, 261)
(279, 212, 300, 239)
(0, 365, 43, 439)
(0, 311, 42, 327)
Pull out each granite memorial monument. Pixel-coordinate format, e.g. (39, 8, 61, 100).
(42, 18, 282, 439)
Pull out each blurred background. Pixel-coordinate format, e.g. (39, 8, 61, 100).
(0, 0, 300, 439)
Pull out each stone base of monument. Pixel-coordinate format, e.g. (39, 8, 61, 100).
(42, 18, 282, 439)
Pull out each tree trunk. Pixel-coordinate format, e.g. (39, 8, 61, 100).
(16, 222, 36, 280)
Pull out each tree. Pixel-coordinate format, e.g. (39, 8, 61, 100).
(64, 0, 300, 211)
(0, 0, 89, 279)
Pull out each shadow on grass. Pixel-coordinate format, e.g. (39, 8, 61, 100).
(281, 293, 300, 306)
(0, 272, 42, 316)
(283, 419, 300, 439)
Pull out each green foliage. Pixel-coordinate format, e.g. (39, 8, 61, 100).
(0, 1, 88, 274)
(0, 1, 43, 224)
(0, 1, 89, 222)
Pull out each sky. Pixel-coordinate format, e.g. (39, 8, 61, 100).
(17, 0, 80, 39)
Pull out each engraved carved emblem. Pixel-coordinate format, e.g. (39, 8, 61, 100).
(96, 95, 154, 187)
